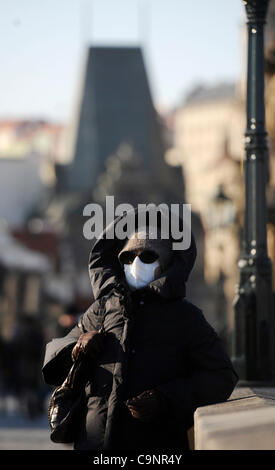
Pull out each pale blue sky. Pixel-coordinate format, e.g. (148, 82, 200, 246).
(0, 0, 244, 123)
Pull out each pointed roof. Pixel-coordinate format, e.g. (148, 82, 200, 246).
(57, 46, 182, 198)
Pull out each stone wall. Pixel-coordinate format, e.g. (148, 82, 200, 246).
(194, 386, 275, 450)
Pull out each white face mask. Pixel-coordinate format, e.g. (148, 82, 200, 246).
(124, 256, 160, 290)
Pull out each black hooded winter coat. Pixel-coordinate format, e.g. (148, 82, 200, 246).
(42, 209, 238, 451)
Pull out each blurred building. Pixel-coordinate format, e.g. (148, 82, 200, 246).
(167, 82, 244, 342)
(0, 120, 69, 343)
(265, 0, 275, 295)
(167, 83, 244, 215)
(168, 0, 275, 349)
(0, 120, 63, 227)
(0, 225, 53, 340)
(55, 47, 184, 198)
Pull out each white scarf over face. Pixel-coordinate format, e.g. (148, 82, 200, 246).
(123, 256, 160, 290)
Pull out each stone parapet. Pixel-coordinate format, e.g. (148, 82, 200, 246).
(194, 386, 275, 450)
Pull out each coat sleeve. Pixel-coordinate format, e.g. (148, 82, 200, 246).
(156, 305, 238, 430)
(42, 325, 82, 386)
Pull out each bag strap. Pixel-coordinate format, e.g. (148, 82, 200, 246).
(62, 354, 85, 390)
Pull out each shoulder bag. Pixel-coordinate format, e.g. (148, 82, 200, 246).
(48, 354, 86, 444)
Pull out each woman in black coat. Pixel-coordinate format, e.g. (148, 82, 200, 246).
(43, 207, 238, 451)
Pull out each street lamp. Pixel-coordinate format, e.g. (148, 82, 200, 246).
(209, 184, 235, 230)
(207, 184, 235, 353)
(232, 0, 274, 384)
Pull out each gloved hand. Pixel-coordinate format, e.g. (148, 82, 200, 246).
(72, 329, 105, 361)
(126, 389, 164, 423)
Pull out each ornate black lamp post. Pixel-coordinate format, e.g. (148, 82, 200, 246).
(232, 0, 274, 383)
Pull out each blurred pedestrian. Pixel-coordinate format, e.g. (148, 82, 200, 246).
(12, 316, 45, 418)
(56, 303, 79, 338)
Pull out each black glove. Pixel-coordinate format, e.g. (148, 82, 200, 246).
(126, 389, 165, 423)
(72, 329, 105, 361)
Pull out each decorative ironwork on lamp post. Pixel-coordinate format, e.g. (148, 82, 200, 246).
(232, 0, 274, 383)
